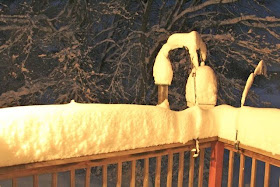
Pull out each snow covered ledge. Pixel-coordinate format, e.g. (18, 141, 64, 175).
(0, 101, 280, 167)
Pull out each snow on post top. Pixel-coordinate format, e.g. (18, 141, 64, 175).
(153, 31, 207, 85)
(241, 60, 266, 107)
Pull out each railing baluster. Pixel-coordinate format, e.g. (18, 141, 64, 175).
(228, 150, 235, 187)
(70, 169, 75, 187)
(130, 160, 136, 187)
(144, 158, 149, 187)
(208, 141, 224, 187)
(198, 148, 205, 187)
(239, 154, 245, 187)
(250, 158, 257, 187)
(33, 175, 38, 187)
(85, 167, 90, 187)
(178, 152, 184, 187)
(189, 151, 195, 187)
(264, 162, 270, 187)
(167, 153, 173, 187)
(155, 156, 161, 187)
(116, 162, 122, 187)
(12, 178, 17, 187)
(52, 173, 57, 187)
(103, 165, 107, 187)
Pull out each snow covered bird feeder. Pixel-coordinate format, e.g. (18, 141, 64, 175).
(185, 65, 217, 109)
(153, 31, 217, 108)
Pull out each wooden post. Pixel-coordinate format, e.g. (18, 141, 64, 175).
(208, 141, 224, 187)
(177, 152, 184, 187)
(33, 175, 39, 187)
(228, 151, 235, 187)
(250, 158, 257, 187)
(189, 151, 195, 187)
(52, 173, 57, 187)
(198, 149, 205, 187)
(157, 85, 168, 104)
(130, 160, 136, 187)
(70, 169, 75, 187)
(264, 162, 270, 187)
(144, 158, 149, 187)
(167, 153, 173, 187)
(116, 162, 122, 187)
(239, 154, 245, 187)
(103, 165, 107, 187)
(85, 167, 91, 187)
(155, 156, 161, 187)
(12, 178, 17, 187)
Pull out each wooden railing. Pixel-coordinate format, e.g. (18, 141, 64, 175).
(219, 138, 280, 187)
(0, 137, 279, 187)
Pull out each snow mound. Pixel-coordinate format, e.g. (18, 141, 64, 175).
(0, 103, 279, 167)
(214, 105, 280, 155)
(166, 31, 207, 68)
(0, 103, 211, 167)
(156, 99, 170, 109)
(153, 44, 173, 85)
(186, 66, 217, 109)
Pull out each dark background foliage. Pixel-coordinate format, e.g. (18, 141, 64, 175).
(0, 0, 279, 110)
(0, 1, 280, 186)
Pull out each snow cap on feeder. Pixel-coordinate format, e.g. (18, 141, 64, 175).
(185, 65, 217, 109)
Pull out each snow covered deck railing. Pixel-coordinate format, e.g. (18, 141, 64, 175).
(218, 138, 280, 187)
(1, 31, 279, 186)
(0, 137, 280, 187)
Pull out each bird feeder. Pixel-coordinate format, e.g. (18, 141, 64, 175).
(153, 31, 217, 108)
(185, 65, 217, 109)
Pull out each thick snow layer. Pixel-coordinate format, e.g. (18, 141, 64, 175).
(0, 102, 215, 167)
(153, 31, 207, 85)
(0, 103, 279, 167)
(186, 66, 217, 108)
(156, 99, 170, 109)
(153, 44, 173, 85)
(166, 32, 207, 68)
(241, 73, 254, 106)
(214, 105, 280, 155)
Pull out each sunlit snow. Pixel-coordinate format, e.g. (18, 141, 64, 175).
(0, 101, 279, 167)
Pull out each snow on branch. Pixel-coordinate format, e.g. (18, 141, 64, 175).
(219, 15, 280, 26)
(168, 0, 238, 29)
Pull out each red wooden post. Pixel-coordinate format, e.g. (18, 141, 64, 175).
(208, 141, 224, 187)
